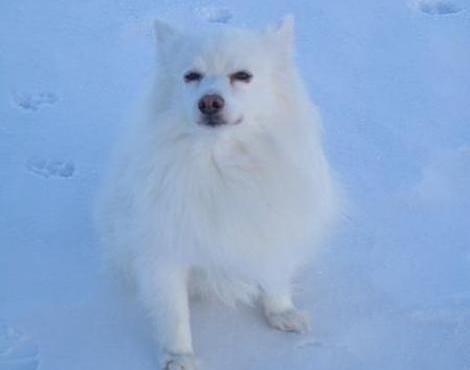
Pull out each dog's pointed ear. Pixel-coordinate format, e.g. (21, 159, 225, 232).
(154, 19, 179, 47)
(276, 15, 295, 47)
(266, 15, 295, 53)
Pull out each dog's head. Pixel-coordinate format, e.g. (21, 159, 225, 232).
(153, 17, 296, 131)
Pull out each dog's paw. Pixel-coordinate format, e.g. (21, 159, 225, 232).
(163, 353, 198, 370)
(265, 309, 310, 333)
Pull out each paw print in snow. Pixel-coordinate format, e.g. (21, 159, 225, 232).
(416, 0, 462, 15)
(26, 158, 75, 178)
(197, 6, 233, 23)
(13, 91, 57, 111)
(0, 321, 39, 370)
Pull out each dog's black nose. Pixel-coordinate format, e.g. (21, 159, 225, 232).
(198, 94, 225, 115)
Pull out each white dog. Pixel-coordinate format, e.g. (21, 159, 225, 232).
(96, 16, 339, 370)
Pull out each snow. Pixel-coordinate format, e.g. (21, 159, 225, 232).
(416, 0, 462, 15)
(1, 1, 469, 369)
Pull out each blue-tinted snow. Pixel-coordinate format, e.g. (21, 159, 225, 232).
(0, 1, 469, 369)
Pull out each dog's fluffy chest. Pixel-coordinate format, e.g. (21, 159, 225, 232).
(148, 130, 316, 267)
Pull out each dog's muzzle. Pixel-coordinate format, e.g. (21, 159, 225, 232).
(198, 94, 227, 127)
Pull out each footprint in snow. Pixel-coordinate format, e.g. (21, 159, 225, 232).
(416, 0, 462, 15)
(0, 321, 39, 370)
(26, 158, 75, 179)
(296, 339, 324, 349)
(197, 6, 233, 24)
(13, 91, 57, 111)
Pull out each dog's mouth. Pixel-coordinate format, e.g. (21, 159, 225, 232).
(198, 115, 243, 128)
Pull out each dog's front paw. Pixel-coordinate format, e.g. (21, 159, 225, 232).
(265, 309, 310, 333)
(163, 353, 198, 370)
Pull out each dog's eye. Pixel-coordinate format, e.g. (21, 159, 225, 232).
(184, 71, 203, 83)
(230, 71, 252, 83)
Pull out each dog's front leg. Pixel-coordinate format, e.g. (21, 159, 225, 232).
(136, 262, 197, 370)
(261, 278, 310, 334)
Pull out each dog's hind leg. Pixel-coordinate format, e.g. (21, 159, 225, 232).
(135, 262, 197, 370)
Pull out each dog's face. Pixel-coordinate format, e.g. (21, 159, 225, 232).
(154, 18, 295, 131)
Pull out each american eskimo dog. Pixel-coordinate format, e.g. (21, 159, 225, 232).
(97, 16, 339, 370)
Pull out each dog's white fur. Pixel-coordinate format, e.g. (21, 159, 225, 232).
(96, 16, 339, 370)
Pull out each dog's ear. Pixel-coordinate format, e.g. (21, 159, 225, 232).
(266, 15, 295, 54)
(154, 19, 179, 48)
(276, 15, 295, 48)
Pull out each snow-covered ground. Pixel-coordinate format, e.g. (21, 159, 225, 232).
(1, 1, 469, 369)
